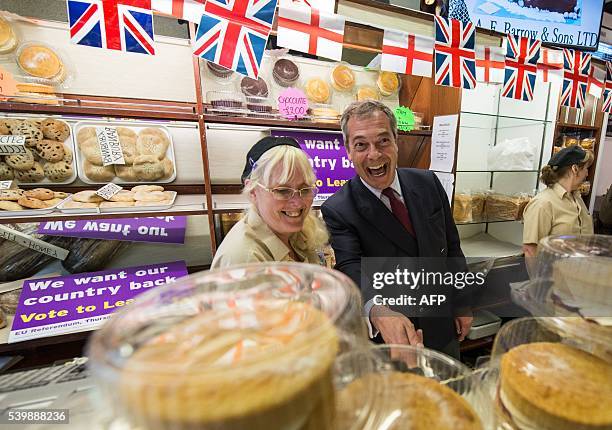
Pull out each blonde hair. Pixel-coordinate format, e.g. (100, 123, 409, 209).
(243, 145, 329, 252)
(541, 149, 594, 187)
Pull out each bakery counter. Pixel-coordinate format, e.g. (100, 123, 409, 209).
(0, 194, 208, 224)
(460, 233, 523, 259)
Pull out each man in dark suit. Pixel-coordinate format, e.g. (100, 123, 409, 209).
(321, 100, 473, 358)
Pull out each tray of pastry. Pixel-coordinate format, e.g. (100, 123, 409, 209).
(58, 186, 177, 214)
(0, 117, 77, 185)
(0, 187, 71, 217)
(73, 121, 177, 185)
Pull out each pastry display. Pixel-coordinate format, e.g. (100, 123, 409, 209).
(331, 64, 355, 92)
(206, 61, 235, 79)
(471, 192, 486, 222)
(485, 193, 523, 221)
(498, 342, 612, 430)
(0, 117, 75, 184)
(240, 76, 269, 97)
(376, 71, 400, 96)
(305, 78, 331, 103)
(310, 105, 340, 123)
(0, 15, 17, 54)
(207, 90, 245, 110)
(12, 82, 59, 105)
(16, 43, 65, 82)
(453, 193, 472, 223)
(580, 137, 595, 150)
(59, 185, 176, 212)
(337, 372, 482, 430)
(273, 58, 300, 87)
(116, 300, 338, 430)
(356, 85, 380, 101)
(0, 186, 68, 213)
(75, 124, 176, 183)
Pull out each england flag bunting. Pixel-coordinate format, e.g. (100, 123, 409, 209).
(475, 45, 504, 83)
(502, 35, 540, 101)
(561, 48, 591, 109)
(279, 0, 335, 14)
(537, 47, 564, 84)
(603, 62, 612, 113)
(277, 1, 345, 61)
(587, 65, 605, 99)
(381, 29, 433, 78)
(192, 0, 277, 78)
(67, 0, 156, 55)
(151, 0, 205, 23)
(434, 16, 476, 89)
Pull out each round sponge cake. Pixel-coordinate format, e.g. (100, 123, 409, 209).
(118, 300, 339, 430)
(500, 342, 612, 430)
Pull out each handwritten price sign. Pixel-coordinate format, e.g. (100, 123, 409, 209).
(0, 67, 18, 101)
(278, 88, 309, 120)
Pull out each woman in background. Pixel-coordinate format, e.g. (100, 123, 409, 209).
(211, 136, 328, 268)
(523, 145, 594, 258)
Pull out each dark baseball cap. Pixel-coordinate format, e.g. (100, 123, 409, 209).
(241, 136, 301, 184)
(548, 145, 588, 170)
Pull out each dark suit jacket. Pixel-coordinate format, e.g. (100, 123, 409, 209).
(321, 168, 470, 353)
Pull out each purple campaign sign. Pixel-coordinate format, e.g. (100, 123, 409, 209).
(9, 261, 188, 343)
(271, 130, 355, 198)
(37, 216, 186, 244)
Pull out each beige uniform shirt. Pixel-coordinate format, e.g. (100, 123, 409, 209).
(211, 210, 321, 269)
(523, 183, 594, 245)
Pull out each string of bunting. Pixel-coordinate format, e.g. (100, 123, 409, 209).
(66, 0, 610, 110)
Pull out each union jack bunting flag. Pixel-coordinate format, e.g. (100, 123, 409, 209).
(193, 0, 277, 78)
(67, 0, 156, 55)
(151, 0, 205, 23)
(603, 62, 612, 113)
(502, 35, 540, 101)
(434, 16, 476, 89)
(561, 48, 591, 109)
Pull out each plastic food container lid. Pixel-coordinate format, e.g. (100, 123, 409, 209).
(88, 263, 366, 430)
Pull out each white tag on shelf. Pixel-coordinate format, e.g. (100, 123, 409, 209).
(96, 183, 123, 200)
(96, 126, 125, 166)
(0, 225, 70, 260)
(0, 180, 14, 189)
(0, 135, 26, 155)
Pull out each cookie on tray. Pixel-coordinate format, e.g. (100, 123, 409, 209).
(44, 160, 73, 183)
(114, 165, 139, 182)
(24, 188, 54, 200)
(41, 119, 70, 141)
(36, 139, 65, 162)
(80, 139, 104, 165)
(136, 130, 170, 160)
(0, 189, 24, 201)
(0, 201, 23, 211)
(109, 190, 135, 202)
(77, 127, 96, 145)
(63, 201, 98, 209)
(83, 160, 115, 182)
(72, 190, 103, 203)
(14, 162, 44, 183)
(10, 121, 43, 148)
(0, 162, 13, 180)
(43, 197, 63, 208)
(131, 185, 164, 193)
(134, 190, 166, 202)
(17, 196, 46, 209)
(133, 155, 164, 181)
(5, 148, 35, 171)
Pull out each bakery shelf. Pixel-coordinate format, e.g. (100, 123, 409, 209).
(0, 95, 198, 121)
(460, 233, 523, 259)
(456, 218, 521, 226)
(0, 194, 207, 224)
(203, 113, 432, 136)
(556, 122, 598, 130)
(212, 194, 323, 213)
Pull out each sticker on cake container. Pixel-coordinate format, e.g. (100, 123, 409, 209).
(0, 135, 26, 155)
(278, 88, 309, 120)
(96, 126, 125, 166)
(96, 183, 123, 201)
(394, 106, 415, 132)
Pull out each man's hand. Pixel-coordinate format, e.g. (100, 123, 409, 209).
(454, 316, 473, 341)
(370, 305, 424, 346)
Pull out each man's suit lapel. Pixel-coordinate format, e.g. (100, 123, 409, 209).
(398, 169, 426, 252)
(351, 176, 417, 254)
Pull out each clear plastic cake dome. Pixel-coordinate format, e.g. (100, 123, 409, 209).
(512, 234, 612, 361)
(87, 262, 368, 430)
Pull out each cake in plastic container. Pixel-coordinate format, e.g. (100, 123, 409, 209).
(88, 262, 367, 430)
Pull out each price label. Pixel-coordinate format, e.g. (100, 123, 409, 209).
(394, 106, 416, 132)
(0, 225, 70, 260)
(0, 67, 18, 101)
(96, 183, 123, 201)
(0, 181, 14, 190)
(278, 88, 309, 120)
(96, 126, 125, 166)
(0, 135, 26, 155)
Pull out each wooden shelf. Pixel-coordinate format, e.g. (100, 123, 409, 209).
(460, 336, 494, 352)
(0, 195, 207, 224)
(556, 122, 598, 131)
(204, 113, 432, 136)
(0, 94, 198, 121)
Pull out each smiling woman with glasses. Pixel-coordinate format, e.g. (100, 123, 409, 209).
(211, 137, 329, 268)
